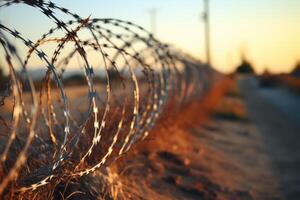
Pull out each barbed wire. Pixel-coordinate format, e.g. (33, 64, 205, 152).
(0, 0, 219, 196)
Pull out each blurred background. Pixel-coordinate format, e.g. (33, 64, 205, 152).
(1, 0, 300, 74)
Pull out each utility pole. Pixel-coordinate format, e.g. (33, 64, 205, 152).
(203, 0, 211, 66)
(148, 8, 158, 36)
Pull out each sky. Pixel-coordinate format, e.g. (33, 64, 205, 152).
(1, 0, 300, 74)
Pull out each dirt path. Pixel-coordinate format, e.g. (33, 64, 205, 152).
(106, 79, 280, 200)
(239, 76, 300, 200)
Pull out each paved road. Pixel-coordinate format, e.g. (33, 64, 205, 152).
(238, 76, 300, 200)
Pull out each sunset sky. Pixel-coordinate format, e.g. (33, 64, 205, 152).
(1, 0, 300, 74)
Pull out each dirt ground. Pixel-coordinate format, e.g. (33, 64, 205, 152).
(239, 76, 300, 200)
(98, 77, 282, 200)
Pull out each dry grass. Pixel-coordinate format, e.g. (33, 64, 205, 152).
(259, 74, 300, 94)
(279, 75, 300, 94)
(103, 77, 233, 200)
(213, 81, 247, 122)
(105, 76, 280, 200)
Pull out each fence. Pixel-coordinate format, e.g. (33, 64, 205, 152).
(0, 0, 218, 197)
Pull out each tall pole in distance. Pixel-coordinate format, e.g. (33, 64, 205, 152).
(203, 0, 211, 66)
(148, 8, 158, 36)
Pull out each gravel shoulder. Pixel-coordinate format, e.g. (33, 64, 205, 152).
(239, 76, 300, 200)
